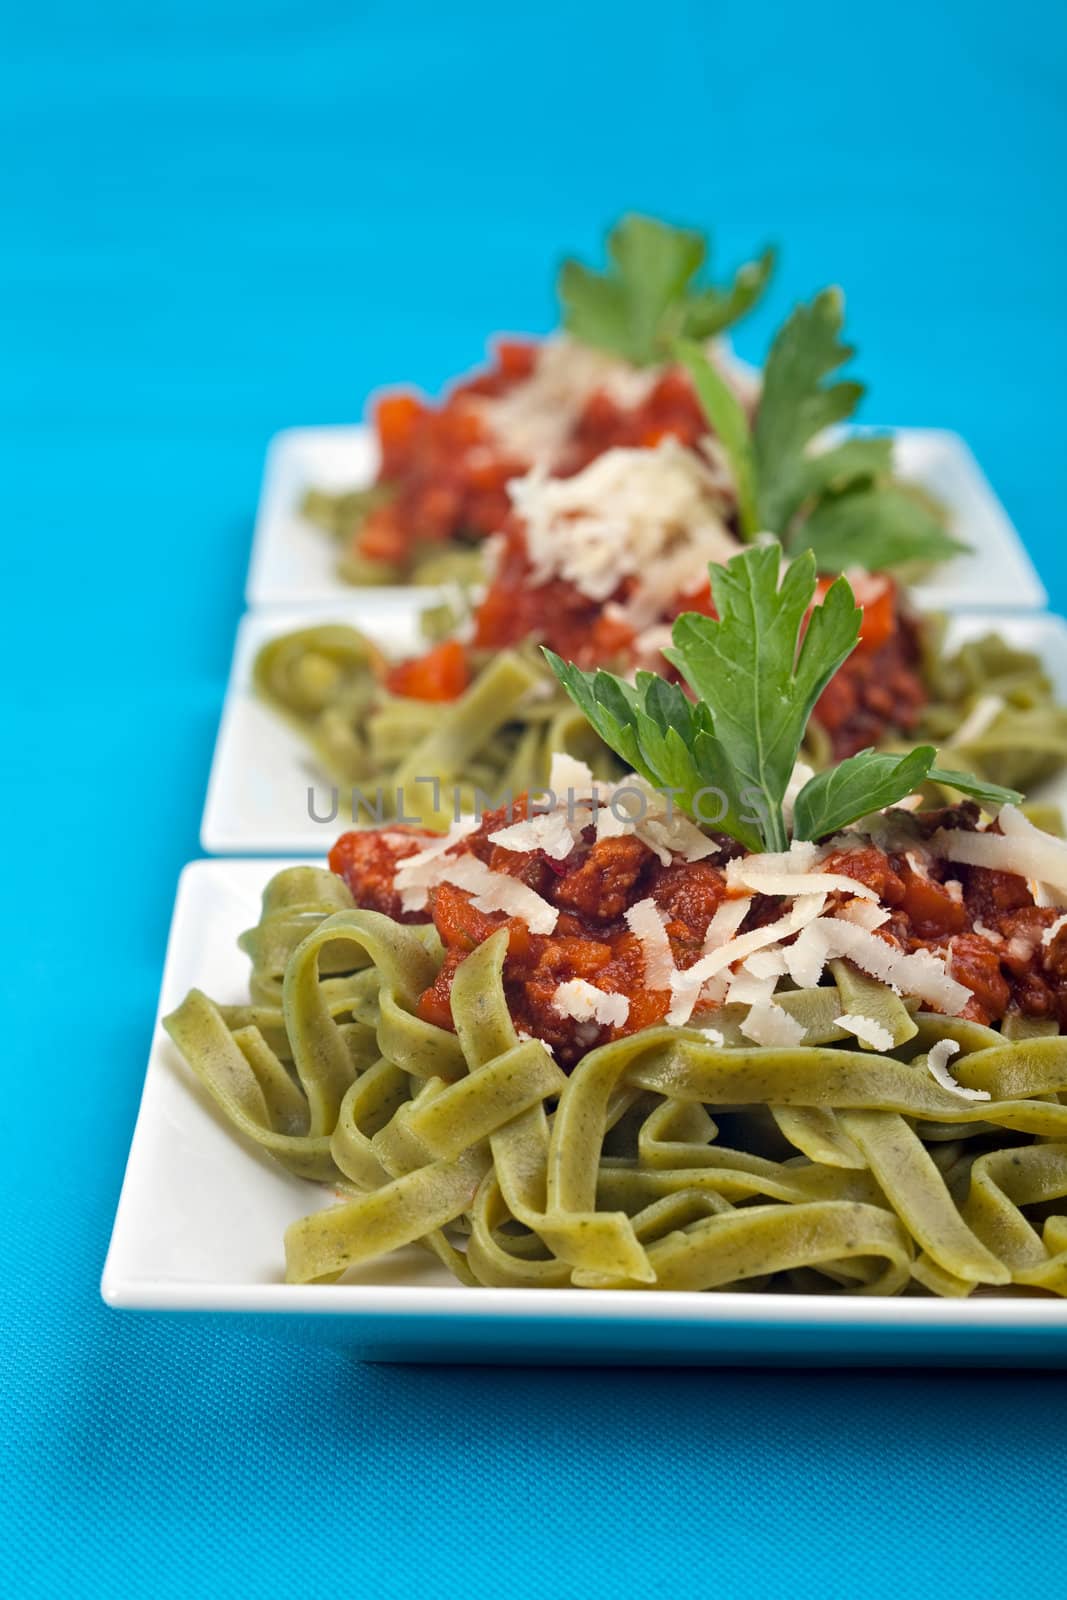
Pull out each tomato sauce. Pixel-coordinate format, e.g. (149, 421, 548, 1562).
(417, 527, 926, 761)
(357, 340, 712, 572)
(329, 800, 1067, 1064)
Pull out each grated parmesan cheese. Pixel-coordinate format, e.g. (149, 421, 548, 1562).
(725, 858, 878, 901)
(508, 438, 739, 626)
(595, 775, 720, 863)
(472, 336, 661, 466)
(726, 969, 779, 1007)
(925, 1038, 990, 1102)
(835, 1013, 894, 1052)
(488, 809, 578, 860)
(551, 978, 630, 1029)
(740, 1001, 806, 1048)
(743, 947, 789, 980)
(624, 898, 676, 990)
(436, 855, 559, 935)
(547, 751, 598, 803)
(834, 898, 891, 932)
(668, 894, 828, 1027)
(703, 896, 752, 950)
(784, 917, 970, 1014)
(932, 806, 1067, 899)
(393, 816, 482, 912)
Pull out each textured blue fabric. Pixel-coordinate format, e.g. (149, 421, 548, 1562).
(2, 2, 1066, 1594)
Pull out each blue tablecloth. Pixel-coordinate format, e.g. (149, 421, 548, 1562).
(3, 3, 1065, 1593)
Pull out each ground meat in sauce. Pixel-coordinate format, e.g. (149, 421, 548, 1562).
(328, 802, 1067, 1062)
(811, 610, 927, 758)
(328, 828, 437, 924)
(357, 345, 713, 572)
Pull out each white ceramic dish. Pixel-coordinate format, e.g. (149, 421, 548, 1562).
(244, 423, 1046, 611)
(201, 596, 427, 855)
(102, 856, 1067, 1365)
(201, 609, 1067, 857)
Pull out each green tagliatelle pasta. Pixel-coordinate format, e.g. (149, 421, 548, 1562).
(915, 622, 1067, 793)
(253, 628, 625, 828)
(163, 867, 1067, 1296)
(255, 619, 1067, 831)
(301, 485, 487, 589)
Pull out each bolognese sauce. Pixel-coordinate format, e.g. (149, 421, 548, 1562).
(329, 794, 1067, 1067)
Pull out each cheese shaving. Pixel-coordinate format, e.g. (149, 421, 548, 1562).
(725, 860, 878, 901)
(551, 978, 630, 1029)
(725, 970, 778, 1007)
(596, 775, 720, 863)
(783, 760, 816, 829)
(547, 751, 598, 803)
(436, 855, 559, 935)
(834, 898, 891, 931)
(925, 1038, 990, 1102)
(508, 438, 739, 624)
(703, 896, 752, 951)
(668, 894, 828, 1027)
(740, 1001, 806, 1048)
(472, 335, 660, 466)
(624, 898, 676, 990)
(835, 1013, 895, 1052)
(393, 816, 482, 912)
(784, 917, 970, 1013)
(488, 810, 578, 860)
(932, 806, 1067, 898)
(743, 947, 789, 980)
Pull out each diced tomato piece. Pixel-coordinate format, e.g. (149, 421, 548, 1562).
(384, 639, 470, 703)
(494, 338, 539, 379)
(328, 829, 432, 922)
(896, 860, 968, 938)
(357, 504, 408, 564)
(430, 882, 533, 961)
(374, 392, 427, 469)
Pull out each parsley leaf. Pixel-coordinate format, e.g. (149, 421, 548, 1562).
(543, 652, 765, 851)
(674, 338, 758, 538)
(546, 545, 1019, 853)
(791, 481, 966, 573)
(679, 288, 967, 572)
(792, 747, 1022, 840)
(664, 546, 861, 850)
(753, 288, 864, 532)
(559, 214, 774, 368)
(925, 767, 1024, 809)
(792, 746, 938, 841)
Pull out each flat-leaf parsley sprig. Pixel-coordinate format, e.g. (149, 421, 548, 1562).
(675, 288, 966, 572)
(545, 544, 1020, 853)
(559, 214, 775, 369)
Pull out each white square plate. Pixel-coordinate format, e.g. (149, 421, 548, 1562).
(244, 423, 1046, 611)
(201, 609, 1067, 857)
(102, 856, 1067, 1365)
(201, 596, 426, 855)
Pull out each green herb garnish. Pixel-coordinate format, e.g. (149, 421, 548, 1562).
(559, 214, 774, 368)
(546, 544, 1020, 852)
(675, 288, 967, 571)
